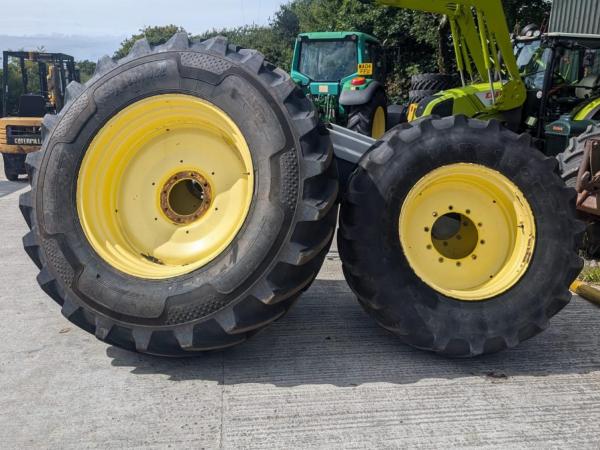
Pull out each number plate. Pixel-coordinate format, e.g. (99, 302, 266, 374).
(357, 63, 373, 76)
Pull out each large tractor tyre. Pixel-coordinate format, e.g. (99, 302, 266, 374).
(339, 116, 583, 357)
(19, 34, 339, 356)
(3, 153, 25, 181)
(558, 126, 600, 188)
(408, 89, 438, 105)
(410, 73, 457, 92)
(347, 89, 387, 139)
(558, 126, 600, 258)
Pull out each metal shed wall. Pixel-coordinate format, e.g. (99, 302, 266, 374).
(549, 0, 600, 36)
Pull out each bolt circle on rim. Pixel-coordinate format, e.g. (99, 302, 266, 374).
(399, 163, 536, 301)
(76, 94, 254, 279)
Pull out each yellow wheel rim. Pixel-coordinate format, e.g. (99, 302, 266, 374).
(399, 163, 535, 301)
(77, 94, 254, 279)
(371, 106, 386, 139)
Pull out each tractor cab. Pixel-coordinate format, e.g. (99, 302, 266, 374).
(290, 32, 385, 126)
(520, 32, 600, 153)
(514, 24, 543, 72)
(1, 51, 79, 181)
(398, 0, 600, 157)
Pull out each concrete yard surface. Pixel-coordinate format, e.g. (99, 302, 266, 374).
(1, 160, 600, 449)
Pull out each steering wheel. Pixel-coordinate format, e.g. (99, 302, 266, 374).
(553, 71, 568, 85)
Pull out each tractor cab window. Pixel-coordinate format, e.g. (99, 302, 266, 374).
(522, 46, 552, 90)
(587, 49, 600, 75)
(299, 40, 357, 82)
(555, 48, 582, 84)
(515, 39, 542, 71)
(522, 47, 583, 91)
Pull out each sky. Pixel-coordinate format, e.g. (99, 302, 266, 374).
(0, 0, 285, 62)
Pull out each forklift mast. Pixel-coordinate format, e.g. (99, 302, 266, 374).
(1, 51, 78, 117)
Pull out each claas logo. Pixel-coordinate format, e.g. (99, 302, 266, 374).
(484, 90, 503, 100)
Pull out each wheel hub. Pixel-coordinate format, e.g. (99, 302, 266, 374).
(399, 163, 536, 301)
(160, 171, 212, 225)
(76, 94, 254, 279)
(431, 212, 479, 260)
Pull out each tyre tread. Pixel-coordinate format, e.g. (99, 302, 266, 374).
(339, 115, 583, 357)
(20, 34, 338, 356)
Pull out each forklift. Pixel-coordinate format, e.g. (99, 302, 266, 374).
(1, 51, 79, 181)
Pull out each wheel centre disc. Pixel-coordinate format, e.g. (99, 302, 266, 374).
(76, 94, 254, 279)
(399, 163, 536, 301)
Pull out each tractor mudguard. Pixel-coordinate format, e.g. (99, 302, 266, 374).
(573, 97, 600, 122)
(408, 82, 512, 123)
(339, 81, 383, 107)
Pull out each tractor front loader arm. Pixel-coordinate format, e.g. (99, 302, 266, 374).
(378, 0, 527, 112)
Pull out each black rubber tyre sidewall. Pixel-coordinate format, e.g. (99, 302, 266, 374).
(339, 117, 582, 356)
(408, 89, 438, 105)
(36, 51, 318, 326)
(410, 73, 457, 92)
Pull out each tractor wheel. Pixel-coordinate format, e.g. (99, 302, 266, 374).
(339, 116, 583, 357)
(19, 34, 338, 356)
(558, 126, 600, 188)
(3, 153, 25, 181)
(408, 89, 437, 105)
(410, 73, 457, 92)
(347, 89, 387, 139)
(558, 125, 600, 258)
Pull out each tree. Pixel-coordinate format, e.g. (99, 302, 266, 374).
(76, 60, 97, 83)
(503, 0, 552, 33)
(109, 0, 551, 102)
(0, 58, 44, 115)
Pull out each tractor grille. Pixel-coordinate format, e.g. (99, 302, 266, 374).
(7, 125, 42, 146)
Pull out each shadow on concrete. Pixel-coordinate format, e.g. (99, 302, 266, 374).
(107, 279, 600, 387)
(0, 180, 27, 198)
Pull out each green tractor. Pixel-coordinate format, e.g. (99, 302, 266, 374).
(290, 32, 389, 138)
